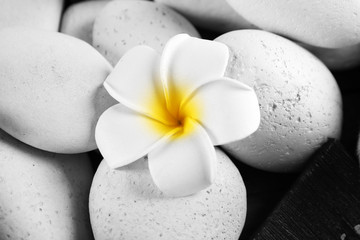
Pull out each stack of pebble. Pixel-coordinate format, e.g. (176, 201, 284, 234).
(0, 1, 359, 239)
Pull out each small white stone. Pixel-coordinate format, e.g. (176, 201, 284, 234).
(92, 0, 200, 66)
(61, 1, 110, 44)
(89, 148, 246, 240)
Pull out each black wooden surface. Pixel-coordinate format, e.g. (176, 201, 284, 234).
(251, 139, 360, 240)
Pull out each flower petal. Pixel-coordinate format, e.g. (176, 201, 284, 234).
(95, 104, 178, 169)
(160, 34, 229, 115)
(182, 78, 261, 145)
(148, 118, 216, 197)
(104, 45, 171, 124)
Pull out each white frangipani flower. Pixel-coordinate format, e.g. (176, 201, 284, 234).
(95, 34, 260, 197)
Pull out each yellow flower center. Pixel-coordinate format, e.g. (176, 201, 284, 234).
(146, 80, 201, 138)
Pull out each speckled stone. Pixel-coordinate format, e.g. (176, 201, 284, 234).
(0, 0, 63, 31)
(89, 148, 246, 240)
(0, 129, 94, 240)
(0, 27, 115, 153)
(92, 0, 200, 66)
(216, 30, 342, 172)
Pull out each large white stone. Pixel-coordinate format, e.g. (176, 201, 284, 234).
(0, 0, 63, 31)
(216, 30, 342, 172)
(0, 27, 115, 153)
(92, 0, 200, 66)
(89, 148, 246, 240)
(225, 0, 360, 48)
(0, 129, 94, 240)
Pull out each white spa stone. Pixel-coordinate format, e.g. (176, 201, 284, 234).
(89, 148, 246, 240)
(0, 129, 94, 240)
(92, 0, 200, 66)
(61, 1, 110, 44)
(225, 0, 360, 48)
(0, 27, 115, 154)
(0, 0, 63, 31)
(154, 0, 256, 33)
(216, 30, 342, 172)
